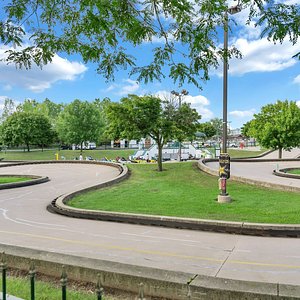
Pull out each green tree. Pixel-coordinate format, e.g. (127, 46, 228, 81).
(248, 100, 300, 158)
(16, 99, 39, 113)
(38, 99, 64, 123)
(1, 1, 299, 88)
(1, 111, 55, 151)
(241, 120, 255, 138)
(56, 100, 105, 151)
(17, 98, 63, 119)
(105, 95, 201, 171)
(210, 118, 223, 138)
(198, 122, 216, 139)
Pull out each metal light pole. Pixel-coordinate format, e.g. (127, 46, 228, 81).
(222, 3, 242, 153)
(171, 89, 189, 162)
(218, 2, 242, 203)
(222, 10, 229, 154)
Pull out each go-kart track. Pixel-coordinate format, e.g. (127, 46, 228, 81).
(0, 151, 300, 299)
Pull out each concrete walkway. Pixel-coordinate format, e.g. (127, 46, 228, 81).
(205, 160, 300, 190)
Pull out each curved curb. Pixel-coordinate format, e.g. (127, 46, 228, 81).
(273, 168, 300, 179)
(5, 160, 300, 238)
(47, 160, 129, 213)
(198, 158, 300, 193)
(46, 203, 300, 238)
(0, 174, 49, 189)
(47, 159, 300, 238)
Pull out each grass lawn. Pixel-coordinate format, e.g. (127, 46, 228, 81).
(227, 148, 266, 157)
(287, 169, 300, 175)
(0, 148, 264, 161)
(0, 176, 31, 184)
(0, 149, 135, 161)
(0, 275, 128, 300)
(69, 162, 300, 224)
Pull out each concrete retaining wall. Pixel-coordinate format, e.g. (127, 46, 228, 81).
(1, 244, 300, 299)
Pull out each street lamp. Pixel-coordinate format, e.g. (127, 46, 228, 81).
(218, 1, 242, 203)
(222, 2, 242, 154)
(171, 89, 189, 162)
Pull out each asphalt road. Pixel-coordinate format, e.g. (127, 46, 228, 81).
(0, 161, 300, 287)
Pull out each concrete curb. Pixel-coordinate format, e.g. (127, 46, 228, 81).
(273, 168, 300, 179)
(1, 243, 300, 299)
(0, 159, 127, 170)
(47, 203, 300, 237)
(46, 159, 300, 238)
(46, 161, 129, 215)
(0, 174, 49, 189)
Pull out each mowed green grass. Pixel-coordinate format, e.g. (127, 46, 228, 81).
(69, 162, 300, 224)
(287, 169, 300, 175)
(0, 148, 264, 161)
(0, 149, 135, 161)
(0, 275, 121, 300)
(227, 148, 265, 157)
(0, 176, 31, 184)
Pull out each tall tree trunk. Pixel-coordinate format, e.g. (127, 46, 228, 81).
(157, 143, 163, 172)
(279, 147, 282, 159)
(27, 143, 30, 152)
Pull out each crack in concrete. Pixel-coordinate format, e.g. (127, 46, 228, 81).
(215, 244, 236, 277)
(187, 274, 198, 285)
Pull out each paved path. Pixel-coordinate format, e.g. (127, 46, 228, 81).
(205, 147, 300, 189)
(205, 160, 300, 189)
(0, 162, 300, 289)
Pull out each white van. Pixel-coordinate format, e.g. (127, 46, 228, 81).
(87, 142, 96, 150)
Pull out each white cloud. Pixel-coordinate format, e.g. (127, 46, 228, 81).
(297, 101, 300, 107)
(144, 32, 175, 44)
(104, 79, 140, 96)
(118, 79, 140, 95)
(0, 46, 87, 93)
(275, 0, 299, 4)
(229, 109, 256, 128)
(155, 90, 214, 120)
(293, 74, 300, 84)
(105, 85, 116, 92)
(210, 1, 300, 78)
(229, 109, 256, 118)
(213, 37, 300, 76)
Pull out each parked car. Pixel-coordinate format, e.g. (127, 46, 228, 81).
(60, 145, 71, 150)
(87, 142, 96, 150)
(229, 143, 238, 148)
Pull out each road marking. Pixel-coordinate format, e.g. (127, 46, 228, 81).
(122, 232, 234, 251)
(0, 229, 221, 263)
(16, 218, 67, 227)
(1, 229, 300, 270)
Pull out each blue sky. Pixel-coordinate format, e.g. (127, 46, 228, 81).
(0, 0, 299, 129)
